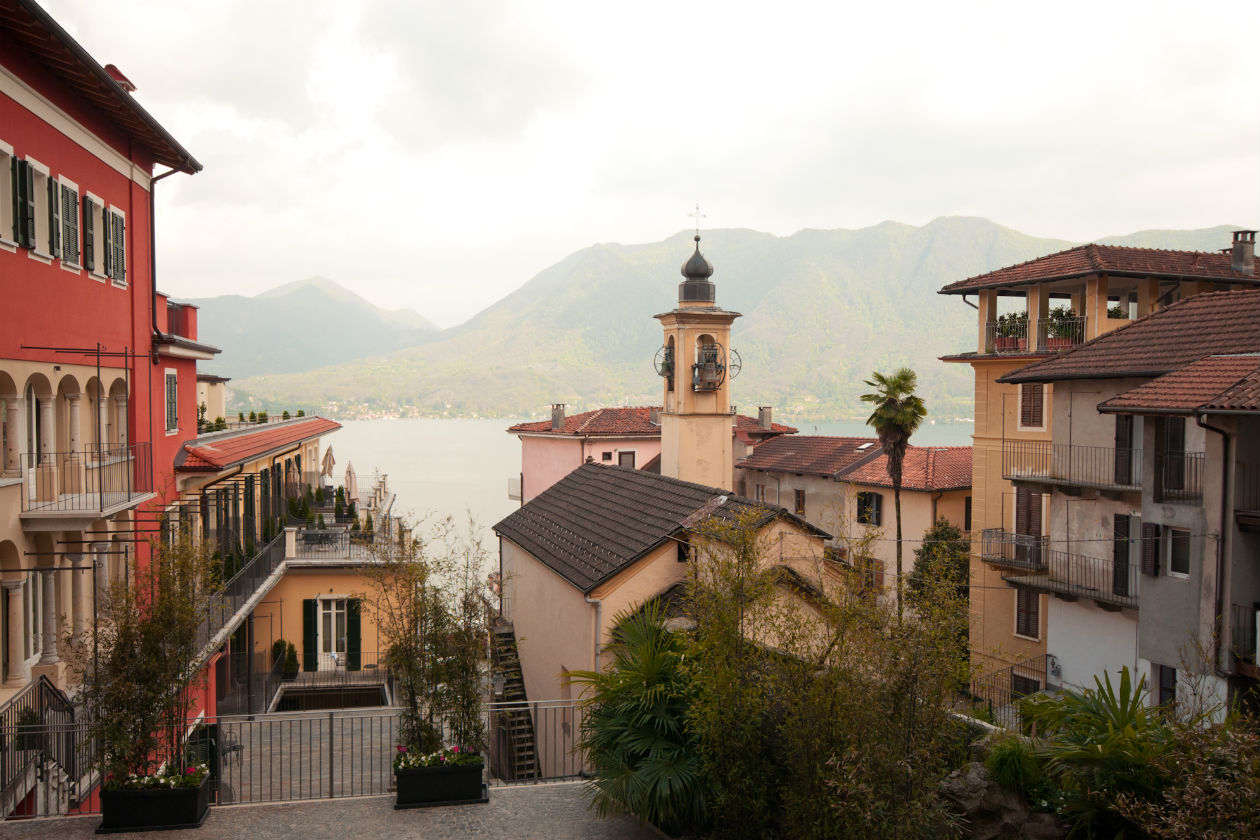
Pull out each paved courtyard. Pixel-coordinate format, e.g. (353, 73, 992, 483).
(1, 782, 663, 840)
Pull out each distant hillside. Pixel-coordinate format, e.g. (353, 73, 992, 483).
(187, 277, 438, 379)
(228, 219, 1242, 422)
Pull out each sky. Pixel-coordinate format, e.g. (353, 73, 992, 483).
(44, 0, 1260, 328)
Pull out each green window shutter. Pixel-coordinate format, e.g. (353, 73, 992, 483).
(111, 212, 126, 282)
(101, 205, 112, 277)
(47, 176, 60, 258)
(61, 185, 78, 264)
(302, 599, 318, 671)
(82, 197, 94, 271)
(346, 599, 361, 671)
(9, 157, 18, 243)
(16, 160, 36, 248)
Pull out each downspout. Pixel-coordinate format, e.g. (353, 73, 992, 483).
(931, 491, 943, 523)
(149, 168, 182, 361)
(1195, 413, 1233, 677)
(585, 595, 602, 672)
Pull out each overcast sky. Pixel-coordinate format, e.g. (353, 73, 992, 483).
(45, 0, 1260, 328)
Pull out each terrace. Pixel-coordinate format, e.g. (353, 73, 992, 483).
(16, 443, 153, 524)
(1002, 440, 1142, 492)
(1002, 548, 1139, 610)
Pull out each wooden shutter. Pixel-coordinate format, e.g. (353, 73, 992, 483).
(15, 160, 36, 248)
(102, 205, 112, 277)
(872, 493, 882, 526)
(47, 176, 59, 257)
(1112, 514, 1130, 596)
(964, 496, 972, 531)
(346, 599, 361, 671)
(8, 157, 16, 243)
(1114, 415, 1133, 485)
(60, 185, 78, 264)
(112, 212, 125, 281)
(302, 599, 318, 671)
(1015, 487, 1042, 565)
(1020, 383, 1044, 427)
(1140, 522, 1160, 577)
(1163, 417, 1185, 491)
(82, 197, 95, 271)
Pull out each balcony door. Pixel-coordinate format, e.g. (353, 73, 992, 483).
(1014, 486, 1043, 567)
(318, 597, 347, 671)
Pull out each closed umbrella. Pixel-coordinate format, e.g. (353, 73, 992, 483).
(320, 446, 335, 478)
(345, 461, 358, 504)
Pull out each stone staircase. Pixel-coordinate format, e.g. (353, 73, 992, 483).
(490, 623, 539, 781)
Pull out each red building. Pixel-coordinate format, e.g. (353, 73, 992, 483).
(0, 0, 211, 719)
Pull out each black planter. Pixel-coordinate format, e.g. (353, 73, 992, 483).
(97, 775, 211, 833)
(394, 762, 487, 809)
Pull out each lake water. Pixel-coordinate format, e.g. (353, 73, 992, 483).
(328, 418, 974, 539)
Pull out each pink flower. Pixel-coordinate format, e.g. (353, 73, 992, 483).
(452, 746, 460, 753)
(397, 745, 406, 753)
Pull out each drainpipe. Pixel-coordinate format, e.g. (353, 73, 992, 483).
(149, 168, 182, 362)
(1195, 413, 1233, 677)
(585, 596, 602, 672)
(931, 491, 943, 523)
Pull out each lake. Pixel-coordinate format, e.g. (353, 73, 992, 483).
(327, 418, 974, 539)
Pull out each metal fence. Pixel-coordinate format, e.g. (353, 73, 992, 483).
(984, 319, 1029, 354)
(1157, 451, 1204, 503)
(1035, 315, 1086, 351)
(1002, 440, 1142, 490)
(1034, 549, 1139, 609)
(980, 528, 1046, 570)
(197, 534, 286, 653)
(294, 528, 378, 560)
(19, 442, 151, 513)
(968, 655, 1059, 729)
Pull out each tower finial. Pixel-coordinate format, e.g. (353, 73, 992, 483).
(689, 203, 705, 238)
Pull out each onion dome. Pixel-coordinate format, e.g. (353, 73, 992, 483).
(678, 235, 716, 303)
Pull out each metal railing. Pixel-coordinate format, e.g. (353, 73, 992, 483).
(984, 319, 1029, 354)
(1036, 315, 1086, 351)
(19, 442, 152, 513)
(1005, 549, 1139, 609)
(1002, 440, 1142, 490)
(0, 677, 92, 818)
(980, 528, 1047, 570)
(197, 534, 287, 654)
(1157, 450, 1204, 503)
(218, 650, 286, 718)
(294, 528, 377, 561)
(968, 654, 1059, 729)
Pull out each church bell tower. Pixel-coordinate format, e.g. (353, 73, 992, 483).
(654, 234, 741, 488)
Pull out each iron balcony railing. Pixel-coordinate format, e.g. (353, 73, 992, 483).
(1002, 440, 1142, 491)
(1036, 315, 1086, 352)
(980, 528, 1046, 571)
(19, 442, 152, 513)
(984, 319, 1030, 354)
(197, 534, 287, 654)
(1004, 549, 1139, 610)
(0, 676, 93, 818)
(294, 528, 380, 560)
(1156, 450, 1204, 504)
(969, 654, 1059, 729)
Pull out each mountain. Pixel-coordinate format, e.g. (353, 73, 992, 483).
(187, 277, 438, 380)
(226, 219, 1242, 422)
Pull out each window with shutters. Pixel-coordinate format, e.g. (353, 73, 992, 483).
(105, 206, 126, 285)
(794, 488, 806, 516)
(1113, 414, 1134, 485)
(1156, 664, 1177, 706)
(1165, 527, 1190, 578)
(0, 141, 15, 248)
(13, 157, 52, 259)
(618, 450, 636, 469)
(165, 370, 178, 433)
(1140, 521, 1161, 576)
(58, 178, 80, 269)
(754, 484, 765, 502)
(1112, 514, 1133, 597)
(1015, 588, 1039, 639)
(1014, 486, 1044, 566)
(1018, 383, 1045, 429)
(82, 192, 107, 277)
(857, 491, 882, 526)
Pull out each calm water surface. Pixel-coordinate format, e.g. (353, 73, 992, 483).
(328, 418, 973, 538)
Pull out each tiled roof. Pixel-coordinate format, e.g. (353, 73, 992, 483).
(840, 446, 973, 492)
(177, 418, 341, 471)
(1098, 355, 1260, 414)
(508, 407, 795, 437)
(493, 463, 826, 592)
(736, 436, 883, 477)
(1000, 290, 1260, 384)
(940, 243, 1260, 295)
(737, 436, 972, 491)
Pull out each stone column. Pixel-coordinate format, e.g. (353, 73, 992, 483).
(38, 399, 54, 462)
(64, 394, 84, 494)
(66, 393, 82, 453)
(2, 579, 27, 683)
(92, 542, 109, 611)
(39, 569, 58, 665)
(2, 394, 19, 475)
(113, 395, 128, 448)
(70, 553, 86, 638)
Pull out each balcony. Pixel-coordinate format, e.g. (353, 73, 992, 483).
(979, 528, 1046, 571)
(1003, 549, 1139, 610)
(1236, 461, 1260, 531)
(1155, 450, 1204, 504)
(1035, 314, 1086, 352)
(984, 318, 1030, 354)
(1002, 440, 1142, 492)
(18, 443, 153, 524)
(507, 476, 522, 501)
(293, 527, 379, 562)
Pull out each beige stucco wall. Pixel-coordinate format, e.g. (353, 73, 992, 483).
(249, 566, 382, 668)
(197, 381, 228, 423)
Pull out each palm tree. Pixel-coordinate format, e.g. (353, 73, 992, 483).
(860, 367, 927, 619)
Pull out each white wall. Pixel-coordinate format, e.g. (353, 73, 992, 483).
(1047, 598, 1138, 692)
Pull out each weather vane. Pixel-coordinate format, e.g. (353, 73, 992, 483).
(690, 203, 706, 236)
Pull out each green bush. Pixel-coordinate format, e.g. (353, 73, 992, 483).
(248, 411, 257, 422)
(282, 410, 291, 420)
(285, 642, 299, 674)
(985, 736, 1042, 796)
(271, 638, 288, 666)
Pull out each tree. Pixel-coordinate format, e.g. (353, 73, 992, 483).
(860, 367, 927, 619)
(908, 517, 969, 605)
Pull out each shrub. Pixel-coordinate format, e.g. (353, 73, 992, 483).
(285, 642, 299, 674)
(271, 638, 288, 666)
(248, 410, 257, 423)
(282, 410, 291, 420)
(985, 736, 1042, 797)
(238, 411, 244, 422)
(297, 409, 305, 417)
(317, 514, 326, 529)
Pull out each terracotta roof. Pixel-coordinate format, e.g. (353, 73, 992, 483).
(508, 406, 795, 437)
(736, 436, 883, 477)
(493, 463, 827, 592)
(999, 290, 1260, 384)
(1098, 356, 1260, 415)
(940, 243, 1259, 295)
(737, 436, 972, 491)
(177, 418, 340, 471)
(840, 446, 973, 492)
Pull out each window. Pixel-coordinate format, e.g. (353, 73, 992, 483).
(601, 451, 613, 462)
(754, 484, 765, 502)
(963, 496, 972, 532)
(1113, 414, 1135, 485)
(165, 371, 178, 433)
(1015, 588, 1039, 639)
(1157, 664, 1177, 706)
(794, 488, 805, 516)
(104, 206, 126, 283)
(1166, 527, 1190, 578)
(1011, 673, 1041, 700)
(0, 141, 15, 247)
(1019, 383, 1044, 428)
(857, 491, 882, 526)
(1157, 416, 1187, 497)
(82, 193, 102, 275)
(1014, 486, 1043, 566)
(677, 535, 690, 563)
(11, 157, 41, 252)
(618, 451, 635, 469)
(1112, 514, 1133, 597)
(1140, 522, 1161, 576)
(58, 179, 80, 267)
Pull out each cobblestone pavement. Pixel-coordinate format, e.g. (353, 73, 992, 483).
(0, 782, 663, 840)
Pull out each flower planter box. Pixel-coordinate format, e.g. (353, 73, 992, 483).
(1044, 337, 1073, 350)
(394, 762, 487, 809)
(97, 775, 210, 834)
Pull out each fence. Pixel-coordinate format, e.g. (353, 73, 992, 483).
(968, 655, 1059, 729)
(979, 528, 1046, 570)
(1002, 440, 1142, 490)
(19, 442, 152, 513)
(0, 700, 586, 819)
(294, 528, 379, 561)
(1157, 451, 1204, 503)
(196, 534, 287, 653)
(1035, 549, 1139, 609)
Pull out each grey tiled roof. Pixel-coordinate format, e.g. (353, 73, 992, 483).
(493, 463, 826, 592)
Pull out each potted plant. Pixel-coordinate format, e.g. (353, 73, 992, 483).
(393, 746, 485, 807)
(995, 312, 1028, 351)
(1045, 305, 1078, 349)
(271, 638, 288, 672)
(1107, 303, 1128, 320)
(284, 642, 300, 681)
(66, 530, 219, 833)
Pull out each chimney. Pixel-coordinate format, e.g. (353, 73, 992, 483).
(551, 403, 566, 431)
(758, 406, 773, 430)
(1232, 230, 1256, 276)
(103, 64, 137, 93)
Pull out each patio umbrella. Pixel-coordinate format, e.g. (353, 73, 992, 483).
(320, 446, 335, 478)
(345, 461, 358, 503)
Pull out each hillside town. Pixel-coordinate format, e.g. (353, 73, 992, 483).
(1, 1, 1258, 838)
